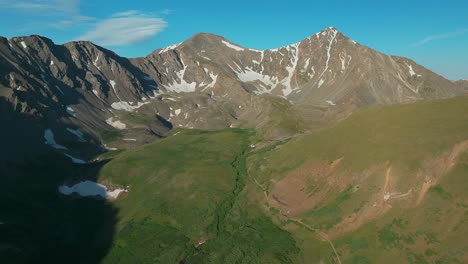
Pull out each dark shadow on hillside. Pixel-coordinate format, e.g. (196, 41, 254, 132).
(0, 98, 118, 263)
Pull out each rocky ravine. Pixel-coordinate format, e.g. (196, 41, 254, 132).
(0, 27, 465, 163)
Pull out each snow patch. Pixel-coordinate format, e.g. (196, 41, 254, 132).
(64, 154, 86, 164)
(66, 128, 86, 142)
(109, 80, 121, 100)
(111, 101, 149, 112)
(281, 43, 300, 96)
(40, 74, 48, 84)
(202, 72, 218, 90)
(174, 109, 181, 116)
(123, 138, 137, 141)
(318, 79, 325, 88)
(158, 43, 181, 54)
(107, 188, 126, 199)
(55, 85, 64, 95)
(221, 40, 244, 51)
(93, 55, 100, 70)
(303, 58, 310, 71)
(44, 129, 68, 150)
(397, 73, 418, 93)
(50, 60, 54, 65)
(406, 63, 419, 77)
(164, 60, 197, 93)
(106, 117, 126, 129)
(236, 67, 279, 94)
(66, 106, 76, 117)
(318, 28, 338, 80)
(143, 75, 153, 81)
(326, 100, 336, 106)
(20, 41, 27, 49)
(339, 53, 352, 73)
(58, 180, 126, 200)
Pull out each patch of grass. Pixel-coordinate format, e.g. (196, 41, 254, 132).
(378, 223, 402, 249)
(303, 203, 342, 230)
(261, 95, 468, 173)
(122, 112, 155, 124)
(335, 185, 353, 203)
(348, 255, 372, 264)
(100, 130, 122, 143)
(428, 185, 453, 201)
(104, 218, 192, 263)
(99, 149, 125, 160)
(337, 236, 369, 251)
(98, 129, 302, 262)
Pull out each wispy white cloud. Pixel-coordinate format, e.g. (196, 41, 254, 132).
(160, 9, 172, 15)
(0, 0, 96, 29)
(0, 0, 81, 14)
(52, 20, 76, 28)
(112, 10, 140, 17)
(412, 28, 468, 46)
(78, 11, 168, 46)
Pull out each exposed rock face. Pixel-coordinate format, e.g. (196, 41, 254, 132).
(0, 27, 465, 162)
(455, 79, 468, 91)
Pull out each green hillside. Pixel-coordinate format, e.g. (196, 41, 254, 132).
(78, 95, 468, 263)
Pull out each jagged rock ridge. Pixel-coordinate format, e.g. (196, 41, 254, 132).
(0, 27, 465, 162)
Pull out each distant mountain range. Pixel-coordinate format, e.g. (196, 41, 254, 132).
(2, 27, 468, 264)
(0, 27, 466, 163)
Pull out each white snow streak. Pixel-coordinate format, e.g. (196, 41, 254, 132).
(158, 43, 181, 54)
(111, 101, 149, 112)
(44, 129, 68, 150)
(281, 43, 300, 96)
(339, 52, 352, 72)
(109, 80, 121, 100)
(20, 41, 27, 49)
(164, 59, 197, 93)
(55, 85, 64, 95)
(317, 28, 338, 82)
(106, 117, 126, 129)
(64, 154, 86, 164)
(221, 40, 244, 51)
(93, 55, 100, 69)
(66, 106, 76, 117)
(66, 128, 86, 142)
(303, 58, 310, 71)
(58, 180, 126, 200)
(236, 68, 279, 94)
(406, 63, 420, 77)
(318, 79, 325, 88)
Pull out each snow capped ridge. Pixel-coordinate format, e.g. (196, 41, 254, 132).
(158, 42, 182, 54)
(158, 27, 350, 56)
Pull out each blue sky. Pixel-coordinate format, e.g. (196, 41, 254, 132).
(0, 0, 467, 80)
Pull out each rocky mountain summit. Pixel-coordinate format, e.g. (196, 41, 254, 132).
(0, 27, 465, 163)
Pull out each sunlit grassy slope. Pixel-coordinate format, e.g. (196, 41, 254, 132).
(98, 129, 300, 263)
(248, 95, 468, 263)
(97, 95, 468, 263)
